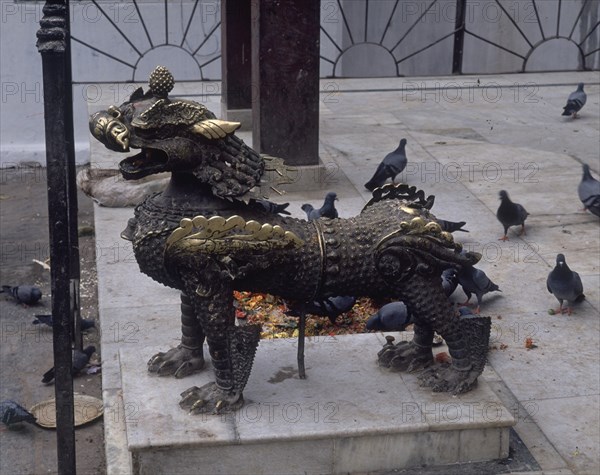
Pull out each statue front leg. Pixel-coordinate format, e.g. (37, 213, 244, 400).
(177, 274, 260, 415)
(148, 292, 206, 378)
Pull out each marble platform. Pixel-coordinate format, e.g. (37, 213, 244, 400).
(119, 334, 514, 475)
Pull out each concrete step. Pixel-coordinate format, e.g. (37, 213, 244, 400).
(119, 333, 514, 475)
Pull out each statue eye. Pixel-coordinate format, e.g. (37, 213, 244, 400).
(108, 105, 122, 120)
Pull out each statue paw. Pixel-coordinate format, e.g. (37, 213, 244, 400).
(179, 383, 244, 414)
(418, 364, 479, 394)
(147, 345, 205, 378)
(377, 341, 433, 372)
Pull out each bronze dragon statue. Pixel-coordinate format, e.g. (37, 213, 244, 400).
(89, 66, 491, 414)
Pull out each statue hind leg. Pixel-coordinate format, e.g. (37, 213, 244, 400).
(397, 274, 490, 394)
(374, 237, 490, 394)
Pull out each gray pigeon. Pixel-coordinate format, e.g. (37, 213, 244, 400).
(437, 219, 469, 233)
(562, 83, 586, 118)
(1, 285, 42, 305)
(1, 400, 37, 427)
(547, 254, 584, 315)
(301, 192, 339, 221)
(288, 295, 356, 324)
(33, 314, 96, 331)
(366, 301, 412, 331)
(441, 268, 459, 297)
(457, 265, 501, 314)
(251, 198, 291, 216)
(42, 345, 96, 384)
(365, 139, 408, 191)
(496, 190, 529, 241)
(578, 164, 600, 217)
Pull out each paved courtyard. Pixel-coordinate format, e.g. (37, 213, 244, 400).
(91, 71, 599, 474)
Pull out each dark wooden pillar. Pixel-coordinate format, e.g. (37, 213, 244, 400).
(220, 0, 252, 128)
(251, 0, 320, 166)
(452, 0, 467, 74)
(36, 1, 78, 473)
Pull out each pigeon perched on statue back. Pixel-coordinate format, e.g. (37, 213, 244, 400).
(437, 219, 469, 233)
(578, 164, 600, 217)
(365, 139, 408, 191)
(1, 285, 42, 305)
(457, 265, 501, 314)
(562, 83, 586, 118)
(250, 199, 291, 216)
(365, 301, 412, 331)
(301, 192, 339, 221)
(1, 400, 37, 428)
(547, 254, 585, 315)
(496, 190, 529, 241)
(42, 346, 96, 384)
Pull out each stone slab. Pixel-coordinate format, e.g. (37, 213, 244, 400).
(120, 334, 514, 475)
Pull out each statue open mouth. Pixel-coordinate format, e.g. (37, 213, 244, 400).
(119, 147, 169, 180)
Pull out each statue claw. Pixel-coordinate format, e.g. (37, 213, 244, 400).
(418, 364, 479, 394)
(378, 340, 433, 373)
(147, 352, 166, 366)
(148, 345, 205, 377)
(179, 382, 243, 415)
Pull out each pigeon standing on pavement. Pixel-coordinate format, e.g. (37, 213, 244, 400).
(288, 296, 356, 325)
(437, 219, 469, 233)
(1, 285, 42, 305)
(457, 265, 501, 314)
(32, 314, 96, 331)
(1, 400, 37, 427)
(562, 83, 586, 118)
(42, 345, 96, 384)
(364, 139, 408, 191)
(251, 198, 291, 216)
(441, 268, 459, 297)
(496, 190, 529, 241)
(547, 254, 585, 315)
(301, 192, 339, 221)
(365, 301, 412, 331)
(577, 164, 600, 217)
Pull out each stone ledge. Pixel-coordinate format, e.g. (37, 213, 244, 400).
(120, 334, 514, 475)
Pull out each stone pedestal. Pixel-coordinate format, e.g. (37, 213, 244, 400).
(120, 334, 514, 475)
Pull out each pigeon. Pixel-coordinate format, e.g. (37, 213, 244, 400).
(42, 345, 96, 384)
(288, 296, 356, 324)
(547, 254, 585, 315)
(1, 400, 37, 427)
(577, 164, 600, 217)
(437, 219, 469, 233)
(496, 190, 529, 241)
(1, 285, 42, 305)
(457, 265, 501, 314)
(365, 139, 408, 191)
(562, 83, 586, 118)
(365, 301, 412, 331)
(456, 306, 474, 316)
(32, 315, 96, 331)
(250, 199, 291, 216)
(441, 268, 459, 297)
(301, 192, 339, 221)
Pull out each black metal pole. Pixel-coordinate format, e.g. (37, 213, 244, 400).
(36, 2, 77, 474)
(452, 0, 467, 74)
(62, 0, 82, 352)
